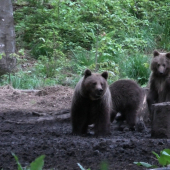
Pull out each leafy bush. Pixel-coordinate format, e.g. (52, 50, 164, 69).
(70, 46, 119, 84)
(118, 52, 150, 85)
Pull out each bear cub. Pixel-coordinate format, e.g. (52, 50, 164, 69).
(147, 50, 170, 114)
(110, 79, 144, 130)
(71, 69, 112, 136)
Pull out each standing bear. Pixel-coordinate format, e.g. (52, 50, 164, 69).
(147, 50, 170, 114)
(110, 79, 144, 130)
(71, 69, 112, 136)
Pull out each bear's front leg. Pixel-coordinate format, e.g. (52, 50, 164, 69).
(71, 100, 89, 135)
(94, 107, 110, 136)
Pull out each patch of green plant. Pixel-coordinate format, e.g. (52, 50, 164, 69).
(14, 0, 163, 58)
(12, 152, 45, 170)
(0, 70, 60, 89)
(12, 0, 170, 88)
(70, 46, 119, 85)
(134, 148, 170, 169)
(118, 52, 150, 85)
(77, 163, 91, 170)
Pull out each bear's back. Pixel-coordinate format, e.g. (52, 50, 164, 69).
(110, 79, 143, 112)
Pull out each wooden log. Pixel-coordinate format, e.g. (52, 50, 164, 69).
(151, 102, 170, 138)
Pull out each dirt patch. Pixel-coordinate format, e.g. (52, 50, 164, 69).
(0, 85, 170, 170)
(0, 85, 73, 114)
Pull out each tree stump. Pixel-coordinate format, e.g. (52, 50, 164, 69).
(151, 102, 170, 138)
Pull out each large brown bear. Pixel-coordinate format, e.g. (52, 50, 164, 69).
(110, 79, 144, 130)
(71, 69, 112, 136)
(147, 50, 170, 114)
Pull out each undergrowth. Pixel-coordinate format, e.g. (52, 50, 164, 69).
(1, 0, 170, 88)
(12, 149, 170, 170)
(12, 153, 108, 170)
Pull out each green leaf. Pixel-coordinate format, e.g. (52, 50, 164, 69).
(11, 152, 23, 170)
(162, 151, 170, 157)
(77, 163, 86, 170)
(133, 162, 156, 168)
(152, 151, 160, 159)
(158, 156, 168, 166)
(162, 149, 170, 155)
(158, 149, 170, 166)
(30, 155, 45, 170)
(100, 161, 108, 170)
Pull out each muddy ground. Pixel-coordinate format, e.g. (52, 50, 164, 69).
(0, 85, 170, 170)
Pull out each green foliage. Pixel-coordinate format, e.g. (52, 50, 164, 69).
(118, 52, 150, 85)
(12, 153, 23, 170)
(0, 52, 5, 60)
(35, 56, 61, 78)
(77, 163, 91, 170)
(152, 149, 170, 167)
(0, 70, 58, 89)
(134, 162, 156, 169)
(134, 149, 170, 169)
(29, 155, 45, 170)
(10, 0, 170, 88)
(70, 46, 119, 84)
(100, 161, 108, 170)
(12, 152, 45, 170)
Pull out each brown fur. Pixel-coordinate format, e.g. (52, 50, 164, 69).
(110, 79, 144, 130)
(147, 50, 170, 115)
(71, 69, 112, 136)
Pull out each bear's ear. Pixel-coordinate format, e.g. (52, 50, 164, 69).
(166, 52, 170, 59)
(84, 69, 92, 78)
(101, 71, 108, 80)
(153, 50, 159, 57)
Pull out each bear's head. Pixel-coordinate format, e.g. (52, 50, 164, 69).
(82, 69, 108, 100)
(151, 50, 170, 76)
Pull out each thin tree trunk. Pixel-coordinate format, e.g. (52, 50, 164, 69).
(0, 0, 16, 76)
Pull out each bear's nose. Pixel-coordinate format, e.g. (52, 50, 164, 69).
(96, 89, 103, 96)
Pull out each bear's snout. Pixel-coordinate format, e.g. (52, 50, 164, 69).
(96, 88, 103, 96)
(157, 65, 166, 75)
(158, 67, 165, 75)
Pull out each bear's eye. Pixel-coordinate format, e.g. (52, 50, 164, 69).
(157, 64, 160, 67)
(92, 82, 97, 86)
(101, 83, 104, 86)
(163, 64, 165, 67)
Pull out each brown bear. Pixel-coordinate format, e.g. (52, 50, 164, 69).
(109, 79, 144, 130)
(147, 50, 170, 115)
(71, 69, 112, 136)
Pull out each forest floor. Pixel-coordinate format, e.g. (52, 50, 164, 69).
(0, 85, 170, 170)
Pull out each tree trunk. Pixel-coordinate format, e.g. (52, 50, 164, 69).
(0, 0, 16, 76)
(151, 102, 170, 138)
